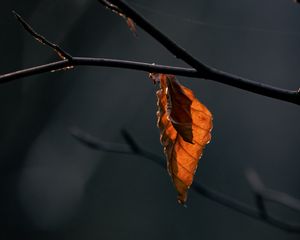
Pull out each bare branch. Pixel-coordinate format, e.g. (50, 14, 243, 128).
(98, 0, 137, 36)
(98, 0, 125, 15)
(1, 1, 299, 234)
(12, 11, 72, 60)
(99, 0, 210, 73)
(0, 57, 200, 84)
(0, 8, 299, 105)
(105, 0, 300, 105)
(70, 127, 300, 233)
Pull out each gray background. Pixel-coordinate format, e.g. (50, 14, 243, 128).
(0, 0, 299, 239)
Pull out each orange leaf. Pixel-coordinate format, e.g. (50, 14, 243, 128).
(154, 73, 213, 204)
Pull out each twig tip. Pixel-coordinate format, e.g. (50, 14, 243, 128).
(12, 10, 18, 17)
(12, 10, 24, 23)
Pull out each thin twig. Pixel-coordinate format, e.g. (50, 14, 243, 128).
(0, 57, 199, 84)
(2, 2, 299, 233)
(104, 0, 300, 105)
(12, 11, 72, 60)
(98, 0, 137, 36)
(0, 56, 298, 109)
(98, 0, 125, 15)
(0, 10, 299, 105)
(70, 127, 300, 233)
(100, 0, 210, 73)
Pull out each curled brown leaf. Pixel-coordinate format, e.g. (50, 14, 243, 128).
(155, 74, 213, 204)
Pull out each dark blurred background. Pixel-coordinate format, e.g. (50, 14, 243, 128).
(0, 0, 300, 239)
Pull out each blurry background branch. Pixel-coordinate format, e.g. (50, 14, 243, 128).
(1, 0, 299, 239)
(0, 2, 300, 105)
(70, 127, 300, 234)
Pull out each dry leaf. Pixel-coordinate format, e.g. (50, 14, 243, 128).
(126, 17, 137, 36)
(100, 0, 137, 35)
(153, 73, 213, 204)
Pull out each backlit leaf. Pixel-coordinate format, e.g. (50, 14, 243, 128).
(153, 73, 213, 204)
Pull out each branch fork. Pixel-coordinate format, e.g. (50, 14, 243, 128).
(0, 2, 299, 105)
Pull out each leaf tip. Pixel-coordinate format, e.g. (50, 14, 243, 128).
(177, 198, 187, 206)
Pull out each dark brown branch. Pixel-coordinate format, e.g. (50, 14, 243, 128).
(104, 0, 300, 105)
(0, 12, 215, 84)
(2, 3, 299, 234)
(0, 10, 299, 105)
(98, 0, 125, 15)
(0, 56, 299, 109)
(12, 11, 72, 60)
(70, 127, 300, 233)
(0, 57, 199, 84)
(100, 0, 210, 73)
